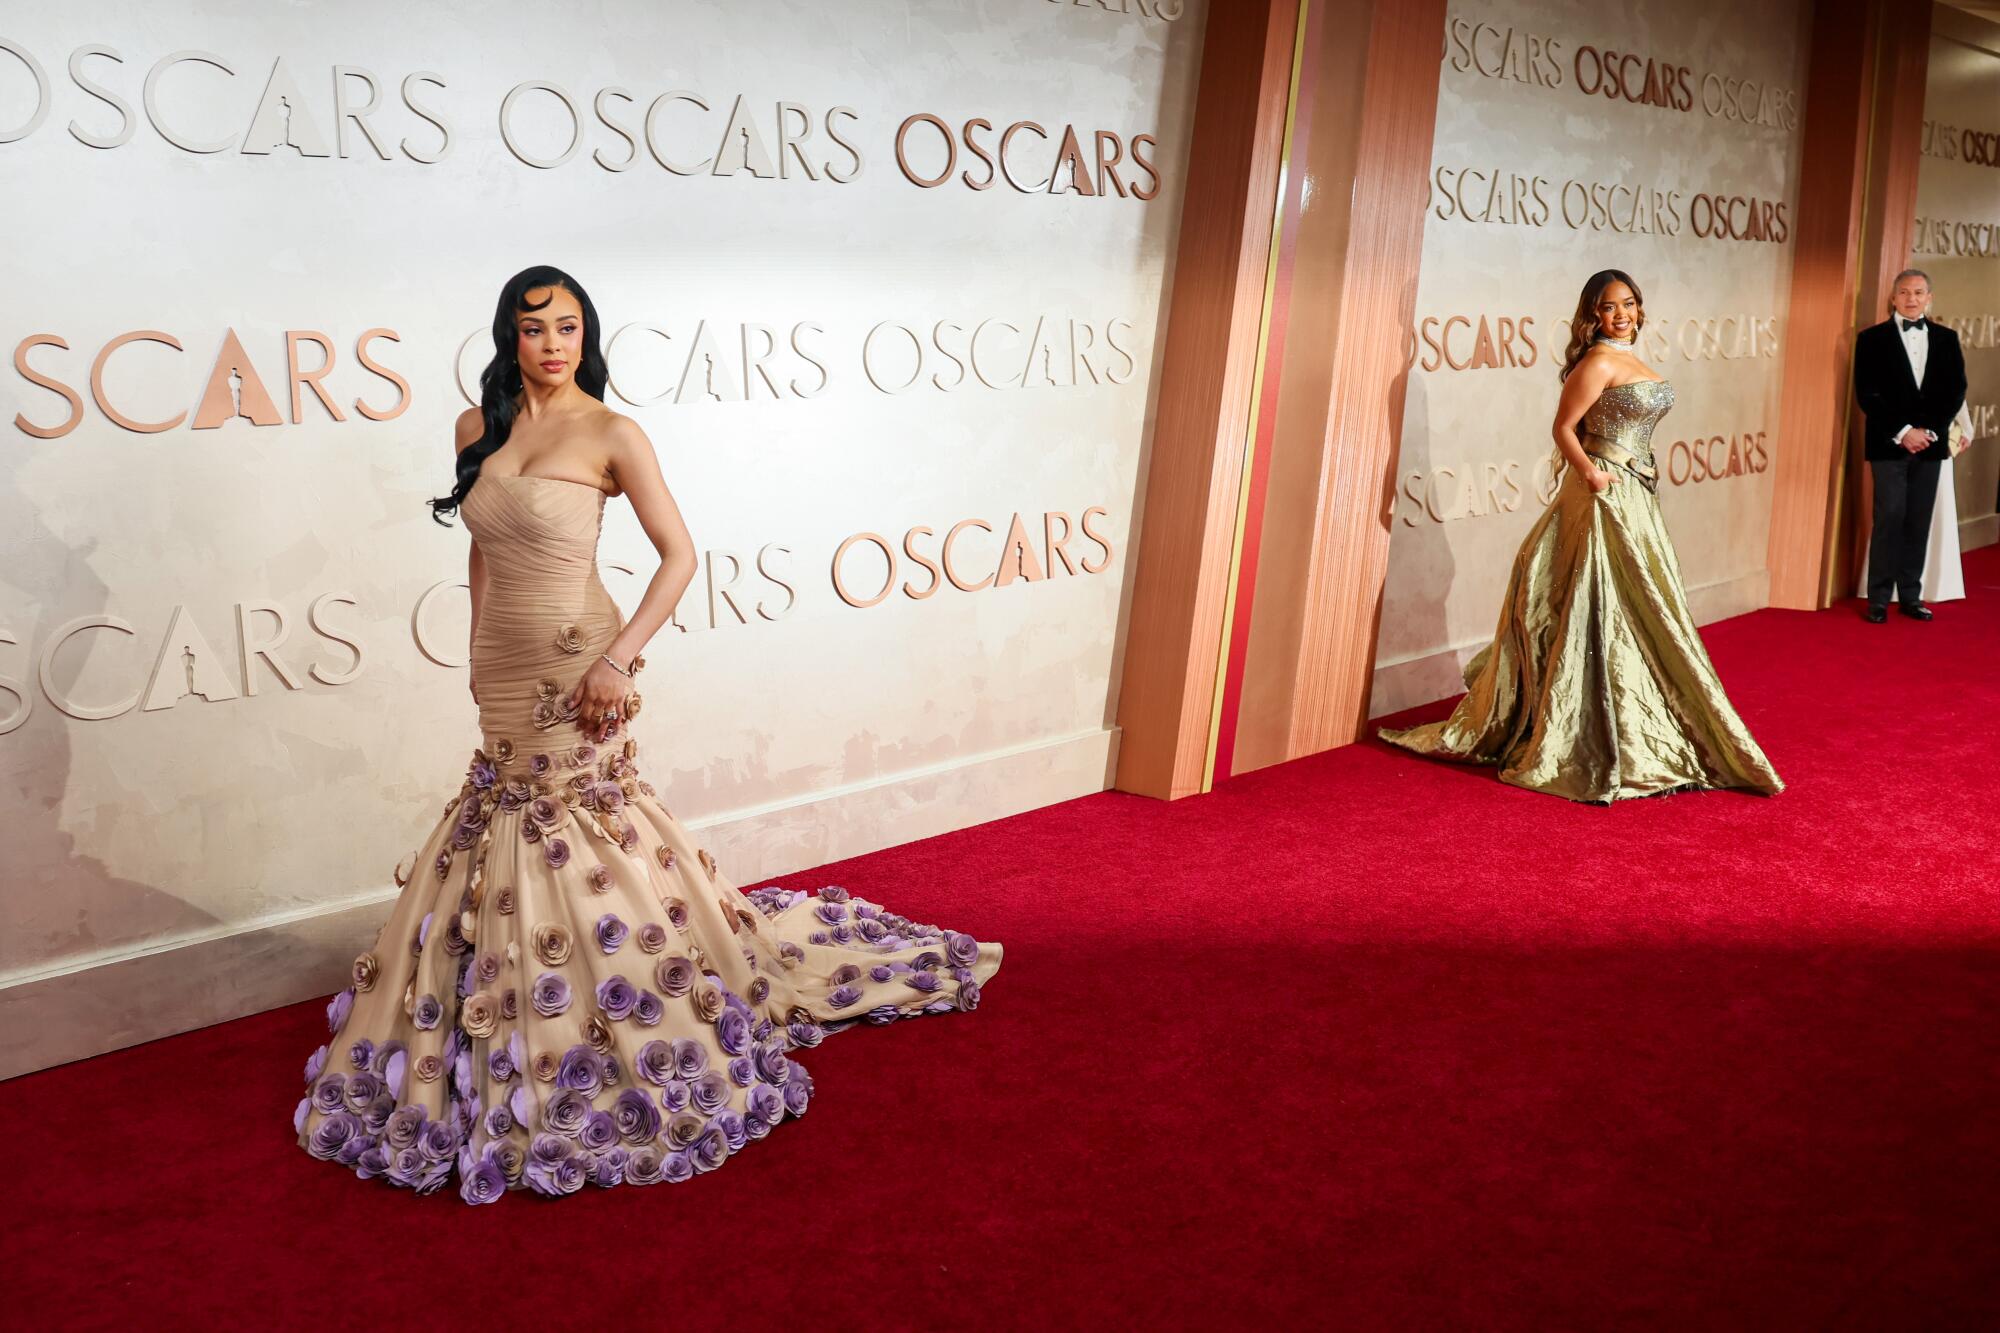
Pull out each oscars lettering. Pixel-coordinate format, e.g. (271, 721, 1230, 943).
(12, 327, 410, 438)
(893, 114, 1161, 199)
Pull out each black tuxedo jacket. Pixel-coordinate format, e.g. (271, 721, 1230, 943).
(1853, 317, 1966, 462)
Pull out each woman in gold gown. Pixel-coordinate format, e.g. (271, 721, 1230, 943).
(1380, 269, 1783, 803)
(292, 266, 1001, 1201)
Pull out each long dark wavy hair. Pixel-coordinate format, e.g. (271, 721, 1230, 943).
(1559, 269, 1646, 382)
(429, 265, 610, 523)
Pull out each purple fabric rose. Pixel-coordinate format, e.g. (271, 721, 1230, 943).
(531, 972, 573, 1017)
(656, 956, 694, 997)
(543, 837, 571, 870)
(857, 918, 888, 943)
(599, 1051, 622, 1087)
(419, 1119, 458, 1163)
(529, 1132, 572, 1167)
(783, 1068, 813, 1117)
(471, 759, 497, 790)
(588, 1148, 626, 1187)
(484, 1105, 515, 1138)
(661, 1150, 695, 1184)
(525, 1155, 588, 1196)
(343, 1072, 382, 1112)
(413, 993, 443, 1030)
(945, 931, 981, 969)
(543, 1088, 591, 1138)
(814, 901, 847, 926)
(713, 1109, 747, 1151)
(596, 975, 638, 1021)
(312, 1074, 347, 1114)
(596, 913, 628, 954)
(362, 1094, 395, 1133)
(633, 990, 665, 1026)
(669, 1038, 709, 1081)
(904, 972, 944, 994)
(869, 965, 895, 983)
(307, 1110, 360, 1160)
(293, 1096, 310, 1134)
(613, 1087, 663, 1145)
(355, 1143, 393, 1180)
(865, 1005, 900, 1026)
(579, 1110, 618, 1154)
(304, 1044, 328, 1085)
(635, 1040, 673, 1087)
(957, 979, 982, 1012)
(594, 782, 625, 813)
(488, 1045, 516, 1083)
(557, 1044, 605, 1096)
(659, 1080, 691, 1113)
(689, 1071, 730, 1116)
(336, 1134, 375, 1167)
(529, 754, 553, 779)
(326, 988, 353, 1034)
(665, 1111, 706, 1150)
(746, 1083, 785, 1126)
(459, 1157, 507, 1204)
(786, 1020, 824, 1049)
(347, 1037, 374, 1071)
(624, 1146, 666, 1185)
(827, 984, 861, 1009)
(727, 1056, 756, 1088)
(752, 1042, 791, 1087)
(635, 922, 668, 954)
(689, 1124, 730, 1174)
(714, 1008, 751, 1056)
(820, 886, 850, 903)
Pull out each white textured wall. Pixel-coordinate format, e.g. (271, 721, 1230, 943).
(1918, 5, 2000, 550)
(1375, 0, 1810, 715)
(0, 0, 1206, 1076)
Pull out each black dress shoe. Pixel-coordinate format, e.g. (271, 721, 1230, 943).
(1899, 602, 1933, 621)
(1864, 603, 1887, 623)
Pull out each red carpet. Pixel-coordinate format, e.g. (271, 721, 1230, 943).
(5, 550, 1998, 1328)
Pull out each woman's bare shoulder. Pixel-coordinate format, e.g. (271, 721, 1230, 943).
(453, 407, 484, 454)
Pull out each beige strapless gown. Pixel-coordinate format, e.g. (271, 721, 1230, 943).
(293, 473, 1002, 1201)
(1379, 380, 1784, 803)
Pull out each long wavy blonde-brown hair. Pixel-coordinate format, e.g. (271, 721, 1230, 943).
(1559, 269, 1646, 381)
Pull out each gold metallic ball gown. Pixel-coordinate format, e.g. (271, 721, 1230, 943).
(1380, 379, 1783, 803)
(292, 473, 1002, 1201)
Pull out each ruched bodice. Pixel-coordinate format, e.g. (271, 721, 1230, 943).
(461, 475, 625, 771)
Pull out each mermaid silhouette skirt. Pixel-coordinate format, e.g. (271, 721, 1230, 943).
(292, 475, 1001, 1201)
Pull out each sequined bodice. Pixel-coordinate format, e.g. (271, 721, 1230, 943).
(1580, 379, 1675, 460)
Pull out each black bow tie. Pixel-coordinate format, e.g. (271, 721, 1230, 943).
(1899, 318, 1927, 333)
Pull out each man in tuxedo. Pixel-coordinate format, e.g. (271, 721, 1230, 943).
(1853, 268, 1967, 622)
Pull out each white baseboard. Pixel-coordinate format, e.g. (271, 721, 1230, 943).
(1368, 568, 1771, 720)
(0, 727, 1118, 1082)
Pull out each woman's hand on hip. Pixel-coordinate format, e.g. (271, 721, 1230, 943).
(567, 660, 631, 743)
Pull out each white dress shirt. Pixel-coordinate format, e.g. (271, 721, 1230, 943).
(1895, 316, 1930, 446)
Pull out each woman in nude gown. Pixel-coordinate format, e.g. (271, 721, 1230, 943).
(1379, 269, 1783, 803)
(293, 266, 1001, 1201)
